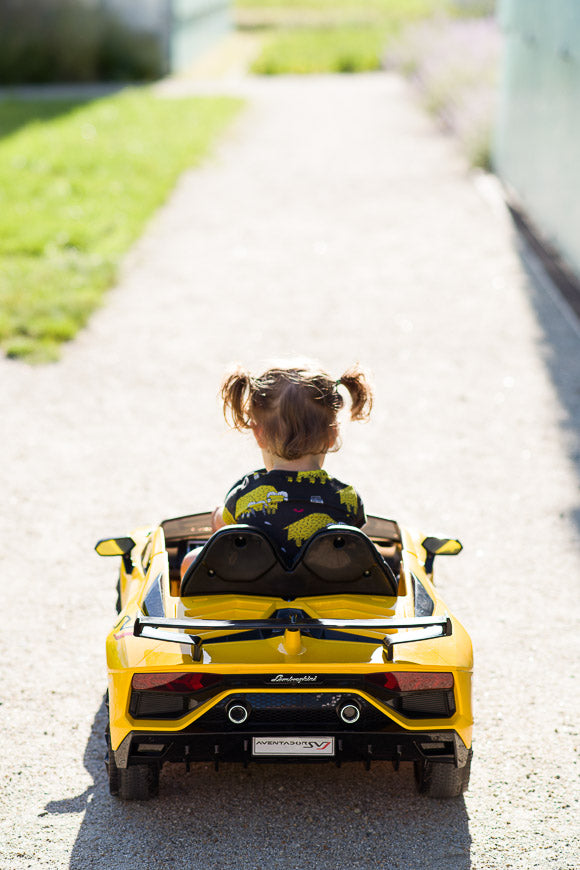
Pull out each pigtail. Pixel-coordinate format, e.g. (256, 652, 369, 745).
(338, 364, 373, 421)
(219, 359, 372, 457)
(220, 366, 253, 430)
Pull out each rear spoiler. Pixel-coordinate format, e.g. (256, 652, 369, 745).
(133, 614, 452, 662)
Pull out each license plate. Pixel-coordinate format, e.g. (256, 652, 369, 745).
(252, 737, 334, 756)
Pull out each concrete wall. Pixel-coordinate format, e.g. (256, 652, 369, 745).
(170, 0, 232, 71)
(494, 0, 580, 277)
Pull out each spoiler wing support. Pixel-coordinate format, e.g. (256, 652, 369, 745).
(133, 620, 204, 661)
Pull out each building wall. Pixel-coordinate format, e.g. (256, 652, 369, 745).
(494, 0, 580, 277)
(170, 0, 231, 70)
(101, 0, 231, 73)
(101, 0, 167, 32)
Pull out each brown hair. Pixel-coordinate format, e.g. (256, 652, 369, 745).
(220, 361, 373, 461)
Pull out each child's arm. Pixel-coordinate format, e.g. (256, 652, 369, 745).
(376, 543, 397, 559)
(211, 505, 228, 531)
(213, 483, 239, 531)
(180, 506, 231, 579)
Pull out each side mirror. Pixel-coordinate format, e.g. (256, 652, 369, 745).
(422, 536, 462, 573)
(95, 537, 135, 557)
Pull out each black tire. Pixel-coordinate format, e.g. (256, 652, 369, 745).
(414, 754, 471, 799)
(105, 718, 159, 800)
(118, 764, 160, 801)
(105, 721, 120, 795)
(106, 745, 120, 796)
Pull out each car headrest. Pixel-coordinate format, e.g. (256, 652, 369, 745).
(301, 525, 398, 593)
(180, 526, 278, 595)
(180, 524, 398, 599)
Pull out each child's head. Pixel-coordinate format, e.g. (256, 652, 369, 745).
(221, 360, 373, 461)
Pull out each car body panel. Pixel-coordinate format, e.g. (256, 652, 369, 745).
(100, 512, 473, 797)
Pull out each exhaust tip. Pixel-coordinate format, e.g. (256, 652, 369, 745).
(338, 700, 361, 724)
(226, 701, 250, 725)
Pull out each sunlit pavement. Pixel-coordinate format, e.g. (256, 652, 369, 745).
(1, 65, 579, 870)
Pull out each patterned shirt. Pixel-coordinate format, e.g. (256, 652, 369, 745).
(222, 468, 366, 560)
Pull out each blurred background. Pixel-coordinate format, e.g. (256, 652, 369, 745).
(2, 7, 579, 866)
(0, 0, 578, 361)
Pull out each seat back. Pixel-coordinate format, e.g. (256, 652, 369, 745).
(180, 526, 282, 596)
(180, 525, 397, 599)
(301, 525, 398, 595)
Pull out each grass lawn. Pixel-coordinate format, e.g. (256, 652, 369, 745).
(236, 1, 470, 76)
(0, 89, 243, 362)
(237, 0, 447, 24)
(251, 25, 390, 75)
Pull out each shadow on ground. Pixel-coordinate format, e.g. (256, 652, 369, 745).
(0, 92, 122, 140)
(47, 697, 471, 870)
(517, 231, 580, 538)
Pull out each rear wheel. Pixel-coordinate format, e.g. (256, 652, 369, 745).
(106, 743, 120, 796)
(105, 721, 119, 796)
(106, 721, 159, 800)
(414, 753, 471, 799)
(118, 764, 159, 801)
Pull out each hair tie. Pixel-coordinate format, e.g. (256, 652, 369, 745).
(335, 378, 342, 388)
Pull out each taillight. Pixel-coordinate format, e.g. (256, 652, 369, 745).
(367, 672, 454, 691)
(132, 672, 222, 692)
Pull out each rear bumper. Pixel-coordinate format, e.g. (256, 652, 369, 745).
(114, 728, 471, 770)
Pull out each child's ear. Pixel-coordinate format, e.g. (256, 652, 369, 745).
(251, 423, 266, 448)
(328, 427, 339, 449)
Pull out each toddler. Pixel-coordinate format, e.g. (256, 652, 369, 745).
(195, 360, 374, 567)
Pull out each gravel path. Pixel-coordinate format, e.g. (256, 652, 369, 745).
(0, 71, 578, 870)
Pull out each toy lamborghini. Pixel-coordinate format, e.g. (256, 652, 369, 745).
(97, 513, 473, 801)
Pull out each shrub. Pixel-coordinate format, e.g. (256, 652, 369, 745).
(385, 15, 501, 169)
(0, 0, 162, 84)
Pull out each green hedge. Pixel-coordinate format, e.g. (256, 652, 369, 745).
(0, 0, 162, 83)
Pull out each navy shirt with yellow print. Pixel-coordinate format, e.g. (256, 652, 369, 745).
(222, 468, 366, 560)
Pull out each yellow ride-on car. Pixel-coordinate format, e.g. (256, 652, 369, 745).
(97, 513, 472, 800)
